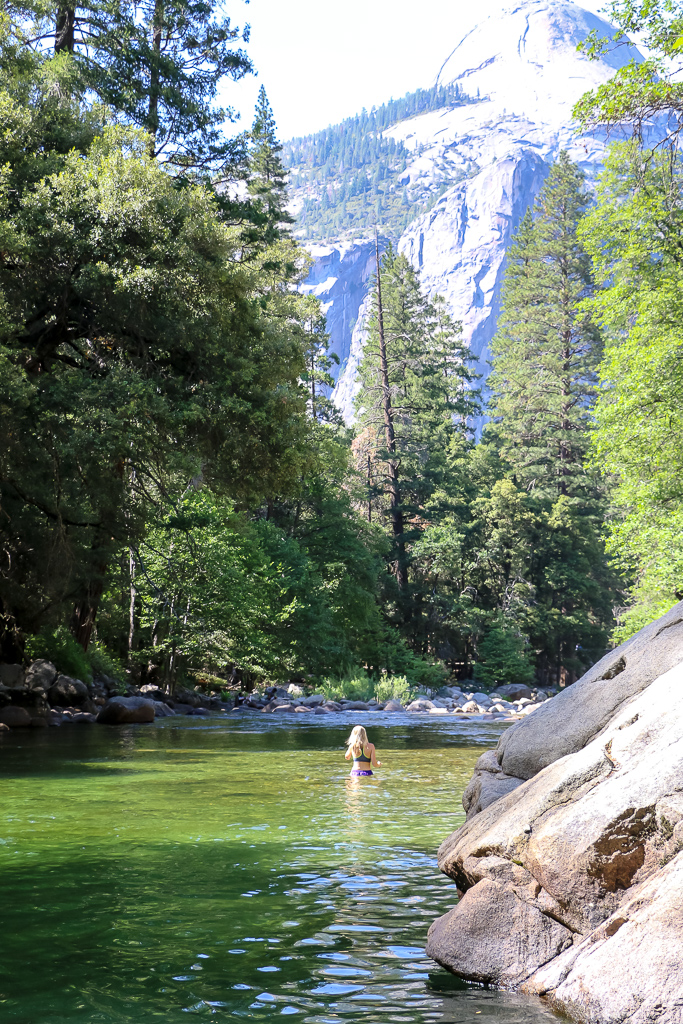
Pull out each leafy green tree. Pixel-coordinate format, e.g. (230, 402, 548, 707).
(0, 56, 309, 654)
(575, 0, 683, 147)
(580, 142, 683, 638)
(299, 298, 340, 424)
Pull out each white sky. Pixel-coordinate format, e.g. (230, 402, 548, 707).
(224, 0, 611, 140)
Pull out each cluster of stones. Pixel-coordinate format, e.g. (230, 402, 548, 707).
(0, 662, 558, 730)
(238, 682, 557, 717)
(0, 660, 228, 731)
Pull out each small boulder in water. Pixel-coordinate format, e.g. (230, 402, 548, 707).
(97, 696, 155, 724)
(0, 705, 32, 728)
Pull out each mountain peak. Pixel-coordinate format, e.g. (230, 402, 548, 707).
(436, 0, 641, 122)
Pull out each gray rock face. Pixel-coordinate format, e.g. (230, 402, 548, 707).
(48, 675, 90, 707)
(428, 877, 573, 987)
(462, 750, 524, 818)
(497, 599, 683, 780)
(298, 1, 645, 423)
(24, 660, 57, 690)
(97, 696, 155, 724)
(427, 600, 683, 1022)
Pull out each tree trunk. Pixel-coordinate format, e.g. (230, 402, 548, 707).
(148, 0, 164, 156)
(55, 6, 76, 52)
(367, 454, 372, 523)
(128, 547, 136, 657)
(71, 576, 105, 652)
(375, 232, 407, 590)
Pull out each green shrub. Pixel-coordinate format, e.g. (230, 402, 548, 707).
(320, 672, 374, 702)
(24, 626, 92, 682)
(89, 642, 124, 681)
(374, 674, 413, 704)
(474, 623, 533, 689)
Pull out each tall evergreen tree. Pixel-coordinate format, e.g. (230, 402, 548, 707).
(488, 152, 602, 498)
(354, 243, 477, 627)
(15, 1, 253, 172)
(247, 86, 293, 244)
(484, 152, 614, 684)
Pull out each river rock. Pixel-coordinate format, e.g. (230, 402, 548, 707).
(273, 703, 296, 712)
(341, 701, 370, 711)
(152, 701, 175, 717)
(48, 675, 89, 707)
(314, 705, 331, 714)
(0, 664, 25, 688)
(140, 685, 168, 702)
(302, 693, 325, 706)
(295, 704, 313, 713)
(406, 699, 435, 712)
(427, 599, 683, 1023)
(24, 660, 58, 690)
(0, 705, 32, 727)
(495, 684, 533, 701)
(97, 696, 155, 724)
(460, 700, 478, 713)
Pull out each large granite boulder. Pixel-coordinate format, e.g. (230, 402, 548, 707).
(24, 660, 57, 690)
(48, 674, 90, 707)
(427, 600, 683, 1023)
(0, 705, 32, 728)
(97, 696, 155, 724)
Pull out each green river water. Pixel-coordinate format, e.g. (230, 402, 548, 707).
(0, 712, 563, 1024)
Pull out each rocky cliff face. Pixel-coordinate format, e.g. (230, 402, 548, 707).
(298, 0, 642, 420)
(426, 602, 683, 1023)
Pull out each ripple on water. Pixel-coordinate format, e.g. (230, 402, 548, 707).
(0, 714, 560, 1023)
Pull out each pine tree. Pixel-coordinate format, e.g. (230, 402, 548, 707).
(354, 241, 477, 620)
(488, 152, 602, 499)
(300, 298, 340, 424)
(247, 86, 293, 245)
(485, 151, 615, 684)
(27, 1, 253, 172)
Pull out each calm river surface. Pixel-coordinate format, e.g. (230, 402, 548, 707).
(0, 712, 563, 1024)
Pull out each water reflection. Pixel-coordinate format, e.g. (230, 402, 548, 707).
(0, 714, 561, 1023)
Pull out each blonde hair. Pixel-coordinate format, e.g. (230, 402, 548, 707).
(346, 725, 368, 758)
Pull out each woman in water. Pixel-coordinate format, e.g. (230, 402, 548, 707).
(345, 726, 381, 776)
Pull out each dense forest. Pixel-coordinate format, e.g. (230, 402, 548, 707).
(282, 83, 481, 241)
(1, 0, 682, 695)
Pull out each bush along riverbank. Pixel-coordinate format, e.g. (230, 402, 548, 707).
(426, 600, 683, 1023)
(0, 660, 560, 731)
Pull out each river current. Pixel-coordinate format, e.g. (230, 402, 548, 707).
(0, 712, 563, 1023)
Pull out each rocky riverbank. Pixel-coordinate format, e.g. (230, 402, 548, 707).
(0, 660, 230, 730)
(0, 662, 558, 731)
(426, 601, 683, 1024)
